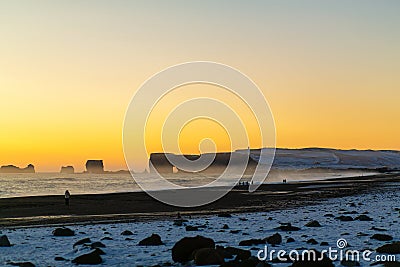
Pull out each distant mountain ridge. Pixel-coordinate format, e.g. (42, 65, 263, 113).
(253, 148, 400, 171)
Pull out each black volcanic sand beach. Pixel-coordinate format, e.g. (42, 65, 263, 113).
(0, 173, 399, 227)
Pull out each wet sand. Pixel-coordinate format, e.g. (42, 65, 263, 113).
(0, 173, 399, 227)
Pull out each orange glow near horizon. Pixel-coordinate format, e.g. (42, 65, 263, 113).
(1, 1, 399, 172)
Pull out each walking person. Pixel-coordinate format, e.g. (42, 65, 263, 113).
(65, 190, 71, 207)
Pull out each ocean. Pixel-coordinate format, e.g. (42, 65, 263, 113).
(0, 168, 374, 198)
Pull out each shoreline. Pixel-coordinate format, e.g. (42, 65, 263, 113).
(1, 173, 399, 228)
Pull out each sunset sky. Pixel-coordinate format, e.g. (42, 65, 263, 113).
(1, 1, 399, 172)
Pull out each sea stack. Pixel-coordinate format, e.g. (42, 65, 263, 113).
(0, 164, 35, 173)
(60, 166, 74, 174)
(85, 160, 104, 173)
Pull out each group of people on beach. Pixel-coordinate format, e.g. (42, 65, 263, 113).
(237, 181, 252, 186)
(62, 178, 289, 207)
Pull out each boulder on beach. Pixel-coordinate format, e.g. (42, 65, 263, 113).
(138, 234, 163, 246)
(305, 220, 321, 227)
(376, 242, 400, 254)
(72, 250, 103, 265)
(172, 235, 215, 263)
(276, 223, 301, 231)
(0, 235, 11, 247)
(121, 230, 134, 236)
(265, 233, 282, 245)
(193, 248, 224, 265)
(52, 227, 75, 237)
(372, 234, 393, 241)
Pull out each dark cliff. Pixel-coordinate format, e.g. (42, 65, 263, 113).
(149, 152, 257, 174)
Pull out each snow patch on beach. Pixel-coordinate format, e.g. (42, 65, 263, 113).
(1, 184, 399, 266)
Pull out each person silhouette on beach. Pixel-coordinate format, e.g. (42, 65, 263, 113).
(65, 190, 70, 206)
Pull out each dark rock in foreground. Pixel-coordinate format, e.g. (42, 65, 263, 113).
(305, 220, 321, 227)
(0, 235, 11, 247)
(138, 234, 163, 246)
(193, 247, 224, 265)
(172, 235, 215, 263)
(376, 242, 400, 254)
(52, 227, 74, 237)
(276, 223, 301, 231)
(72, 250, 103, 265)
(265, 233, 282, 245)
(372, 234, 393, 241)
(121, 230, 133, 236)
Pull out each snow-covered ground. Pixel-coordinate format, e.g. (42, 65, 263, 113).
(254, 148, 400, 170)
(1, 183, 399, 266)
